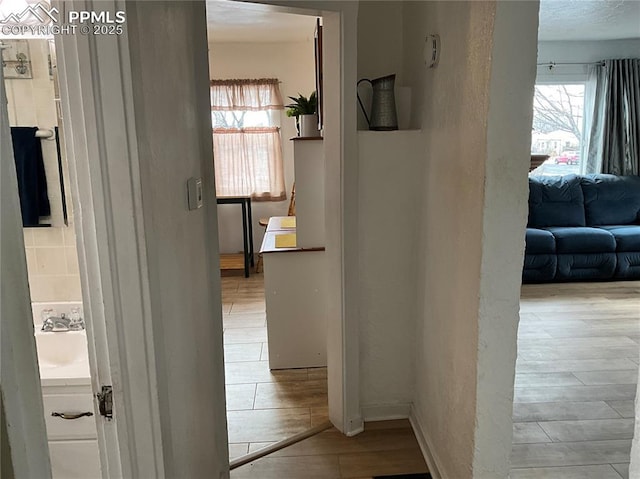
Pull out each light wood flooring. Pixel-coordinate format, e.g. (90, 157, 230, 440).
(230, 419, 428, 479)
(222, 272, 330, 458)
(222, 272, 429, 478)
(511, 281, 639, 479)
(222, 274, 638, 477)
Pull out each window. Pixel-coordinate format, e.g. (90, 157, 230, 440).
(530, 84, 585, 176)
(211, 79, 286, 200)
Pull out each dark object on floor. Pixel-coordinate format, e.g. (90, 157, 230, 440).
(373, 474, 431, 479)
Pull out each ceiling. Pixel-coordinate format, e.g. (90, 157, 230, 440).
(538, 0, 640, 41)
(205, 0, 640, 44)
(206, 1, 317, 43)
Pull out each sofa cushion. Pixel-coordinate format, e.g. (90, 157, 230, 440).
(556, 253, 616, 281)
(616, 252, 640, 278)
(529, 175, 586, 228)
(599, 225, 640, 252)
(523, 254, 557, 282)
(525, 228, 556, 254)
(545, 227, 616, 254)
(581, 174, 640, 226)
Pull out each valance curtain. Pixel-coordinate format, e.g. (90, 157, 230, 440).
(583, 59, 640, 175)
(210, 78, 284, 112)
(211, 79, 286, 200)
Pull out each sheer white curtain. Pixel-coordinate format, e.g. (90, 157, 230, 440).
(212, 127, 286, 200)
(580, 65, 599, 173)
(211, 79, 286, 200)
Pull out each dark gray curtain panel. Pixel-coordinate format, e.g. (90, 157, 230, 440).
(584, 59, 640, 175)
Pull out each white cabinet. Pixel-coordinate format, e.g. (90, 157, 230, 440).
(49, 440, 102, 479)
(42, 384, 101, 479)
(259, 138, 327, 370)
(260, 221, 327, 369)
(42, 392, 97, 441)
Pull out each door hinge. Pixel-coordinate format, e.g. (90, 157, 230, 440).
(96, 385, 113, 420)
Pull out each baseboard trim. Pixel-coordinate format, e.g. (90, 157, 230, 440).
(345, 415, 364, 437)
(362, 403, 411, 422)
(409, 405, 443, 479)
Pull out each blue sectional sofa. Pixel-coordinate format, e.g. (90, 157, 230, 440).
(523, 174, 640, 283)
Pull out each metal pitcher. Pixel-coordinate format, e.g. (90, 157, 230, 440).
(357, 74, 398, 131)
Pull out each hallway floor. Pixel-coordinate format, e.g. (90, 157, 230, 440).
(511, 281, 639, 479)
(230, 419, 428, 479)
(223, 274, 638, 477)
(221, 272, 329, 459)
(222, 272, 429, 478)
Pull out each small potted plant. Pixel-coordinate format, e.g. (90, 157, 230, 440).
(286, 91, 320, 137)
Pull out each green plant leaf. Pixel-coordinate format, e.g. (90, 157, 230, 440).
(284, 91, 317, 116)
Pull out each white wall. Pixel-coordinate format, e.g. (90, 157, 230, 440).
(475, 2, 539, 476)
(354, 1, 427, 422)
(5, 39, 81, 303)
(404, 1, 538, 477)
(208, 41, 315, 254)
(357, 130, 422, 419)
(536, 39, 640, 82)
(356, 1, 404, 130)
(401, 1, 427, 131)
(126, 2, 228, 476)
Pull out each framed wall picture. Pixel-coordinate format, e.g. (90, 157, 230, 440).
(314, 18, 323, 132)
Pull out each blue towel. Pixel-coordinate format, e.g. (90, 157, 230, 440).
(10, 127, 50, 226)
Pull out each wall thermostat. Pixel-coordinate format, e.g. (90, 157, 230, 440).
(187, 177, 203, 210)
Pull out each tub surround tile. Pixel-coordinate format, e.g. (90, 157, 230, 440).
(32, 227, 64, 247)
(34, 247, 68, 275)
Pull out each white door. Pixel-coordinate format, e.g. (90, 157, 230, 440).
(53, 1, 166, 477)
(52, 1, 230, 477)
(0, 46, 52, 479)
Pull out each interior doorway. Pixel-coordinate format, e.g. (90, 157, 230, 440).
(3, 1, 357, 475)
(512, 3, 640, 475)
(2, 36, 100, 478)
(205, 1, 332, 460)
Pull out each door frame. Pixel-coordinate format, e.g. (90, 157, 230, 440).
(50, 0, 361, 476)
(1, 57, 52, 479)
(242, 0, 363, 436)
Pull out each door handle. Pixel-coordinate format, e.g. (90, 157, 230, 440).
(51, 411, 94, 420)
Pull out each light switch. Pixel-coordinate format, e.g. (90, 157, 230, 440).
(187, 177, 203, 210)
